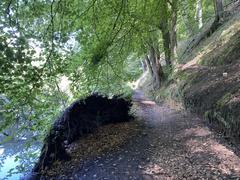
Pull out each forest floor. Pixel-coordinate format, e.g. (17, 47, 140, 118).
(54, 90, 240, 180)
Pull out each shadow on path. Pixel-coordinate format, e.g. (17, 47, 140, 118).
(67, 90, 240, 180)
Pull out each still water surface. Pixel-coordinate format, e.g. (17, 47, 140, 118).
(0, 140, 40, 180)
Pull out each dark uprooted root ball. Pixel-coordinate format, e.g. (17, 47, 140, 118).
(33, 93, 133, 173)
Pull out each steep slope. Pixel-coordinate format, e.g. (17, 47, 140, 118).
(152, 12, 240, 140)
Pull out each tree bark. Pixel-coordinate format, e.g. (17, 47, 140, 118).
(160, 23, 172, 68)
(155, 48, 165, 81)
(149, 47, 160, 89)
(148, 46, 165, 90)
(159, 0, 172, 68)
(141, 60, 147, 72)
(181, 1, 194, 36)
(145, 55, 154, 77)
(196, 0, 203, 29)
(214, 0, 224, 22)
(170, 0, 178, 65)
(181, 0, 225, 57)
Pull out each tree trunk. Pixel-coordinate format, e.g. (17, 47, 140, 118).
(149, 46, 164, 89)
(170, 0, 178, 65)
(149, 47, 160, 89)
(181, 1, 194, 36)
(159, 0, 172, 68)
(155, 48, 165, 80)
(196, 0, 203, 29)
(161, 26, 172, 68)
(209, 0, 224, 34)
(145, 55, 154, 77)
(214, 0, 224, 22)
(181, 0, 225, 57)
(141, 60, 147, 72)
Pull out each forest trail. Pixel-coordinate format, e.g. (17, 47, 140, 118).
(70, 90, 240, 179)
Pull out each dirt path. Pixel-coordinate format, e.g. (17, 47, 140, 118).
(69, 90, 240, 180)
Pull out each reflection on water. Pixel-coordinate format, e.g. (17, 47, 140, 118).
(0, 139, 40, 180)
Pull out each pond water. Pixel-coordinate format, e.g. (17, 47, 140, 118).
(0, 139, 40, 180)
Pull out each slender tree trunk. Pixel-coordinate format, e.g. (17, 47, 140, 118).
(170, 0, 178, 65)
(159, 0, 172, 68)
(162, 29, 172, 68)
(182, 0, 225, 57)
(141, 60, 147, 72)
(145, 44, 165, 90)
(160, 26, 172, 68)
(145, 55, 154, 77)
(155, 48, 164, 80)
(214, 0, 224, 22)
(196, 0, 203, 29)
(181, 1, 194, 36)
(149, 47, 160, 89)
(211, 0, 224, 32)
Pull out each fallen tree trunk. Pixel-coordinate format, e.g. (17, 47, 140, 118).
(33, 94, 133, 173)
(181, 18, 222, 58)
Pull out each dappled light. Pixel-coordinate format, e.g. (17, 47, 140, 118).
(137, 91, 240, 178)
(1, 0, 240, 179)
(182, 127, 240, 176)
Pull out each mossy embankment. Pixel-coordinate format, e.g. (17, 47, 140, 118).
(143, 12, 240, 140)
